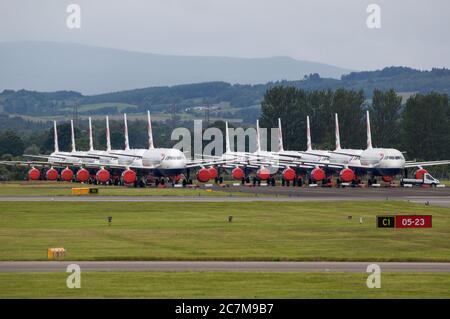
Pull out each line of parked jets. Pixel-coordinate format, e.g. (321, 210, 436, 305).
(1, 110, 449, 187)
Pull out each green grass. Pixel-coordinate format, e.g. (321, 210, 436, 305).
(0, 201, 449, 261)
(1, 272, 449, 298)
(0, 181, 248, 197)
(59, 103, 138, 113)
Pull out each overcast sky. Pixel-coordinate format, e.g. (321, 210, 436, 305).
(0, 0, 449, 70)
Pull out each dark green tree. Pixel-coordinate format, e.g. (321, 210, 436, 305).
(368, 89, 402, 148)
(0, 130, 25, 156)
(402, 92, 450, 160)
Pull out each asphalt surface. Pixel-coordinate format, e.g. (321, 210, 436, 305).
(1, 261, 450, 273)
(1, 186, 450, 206)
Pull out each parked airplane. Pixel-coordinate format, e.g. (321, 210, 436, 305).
(268, 111, 450, 185)
(0, 112, 226, 185)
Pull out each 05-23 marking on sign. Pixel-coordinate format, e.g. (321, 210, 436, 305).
(377, 215, 432, 229)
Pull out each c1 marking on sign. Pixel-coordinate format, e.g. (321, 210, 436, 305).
(377, 216, 395, 228)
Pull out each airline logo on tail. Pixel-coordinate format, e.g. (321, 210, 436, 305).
(335, 113, 341, 151)
(53, 121, 59, 153)
(147, 110, 154, 149)
(124, 113, 130, 150)
(70, 120, 76, 152)
(88, 117, 94, 152)
(306, 116, 312, 151)
(256, 120, 261, 152)
(106, 116, 111, 152)
(277, 118, 284, 152)
(366, 110, 373, 149)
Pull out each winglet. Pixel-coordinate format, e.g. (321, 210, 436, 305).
(70, 119, 76, 153)
(225, 122, 231, 153)
(335, 113, 341, 151)
(278, 118, 284, 152)
(256, 120, 261, 152)
(124, 113, 130, 150)
(306, 116, 312, 151)
(88, 117, 94, 151)
(366, 110, 373, 149)
(147, 110, 154, 149)
(106, 116, 111, 152)
(53, 121, 59, 153)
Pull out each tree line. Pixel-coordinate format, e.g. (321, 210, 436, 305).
(260, 87, 450, 161)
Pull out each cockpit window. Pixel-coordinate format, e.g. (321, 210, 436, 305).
(164, 156, 184, 160)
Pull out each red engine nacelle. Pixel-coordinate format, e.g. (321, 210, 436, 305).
(28, 168, 40, 181)
(382, 175, 394, 183)
(208, 167, 218, 179)
(311, 168, 326, 182)
(45, 168, 59, 181)
(61, 168, 74, 182)
(231, 167, 244, 180)
(340, 168, 355, 183)
(282, 168, 296, 181)
(257, 167, 271, 180)
(96, 169, 110, 183)
(121, 169, 137, 184)
(76, 168, 90, 182)
(415, 168, 428, 179)
(196, 168, 211, 183)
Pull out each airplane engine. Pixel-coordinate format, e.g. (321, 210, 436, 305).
(282, 168, 296, 181)
(339, 168, 355, 183)
(45, 168, 59, 181)
(121, 169, 137, 184)
(311, 168, 326, 182)
(28, 168, 40, 181)
(257, 167, 271, 180)
(382, 175, 394, 183)
(415, 168, 428, 179)
(61, 168, 74, 181)
(208, 167, 218, 179)
(76, 168, 90, 182)
(96, 169, 111, 183)
(231, 167, 244, 180)
(196, 168, 211, 183)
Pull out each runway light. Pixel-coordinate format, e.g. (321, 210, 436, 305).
(228, 216, 233, 223)
(107, 216, 112, 226)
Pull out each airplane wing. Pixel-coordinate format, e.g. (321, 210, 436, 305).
(0, 160, 83, 168)
(404, 160, 450, 168)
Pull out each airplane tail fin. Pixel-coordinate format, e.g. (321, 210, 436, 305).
(225, 122, 231, 153)
(366, 110, 373, 149)
(53, 121, 59, 153)
(147, 110, 154, 149)
(256, 120, 261, 152)
(124, 113, 130, 150)
(88, 117, 94, 151)
(278, 118, 284, 152)
(106, 116, 111, 152)
(306, 116, 312, 151)
(70, 120, 76, 153)
(335, 113, 341, 151)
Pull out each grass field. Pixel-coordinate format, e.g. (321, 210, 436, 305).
(0, 182, 249, 197)
(1, 201, 449, 261)
(1, 272, 449, 298)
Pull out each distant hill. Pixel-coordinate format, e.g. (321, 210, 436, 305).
(0, 42, 351, 94)
(1, 66, 450, 124)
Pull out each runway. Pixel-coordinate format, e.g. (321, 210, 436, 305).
(2, 186, 450, 207)
(1, 261, 450, 273)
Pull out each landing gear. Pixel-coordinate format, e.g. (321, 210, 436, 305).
(270, 177, 276, 186)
